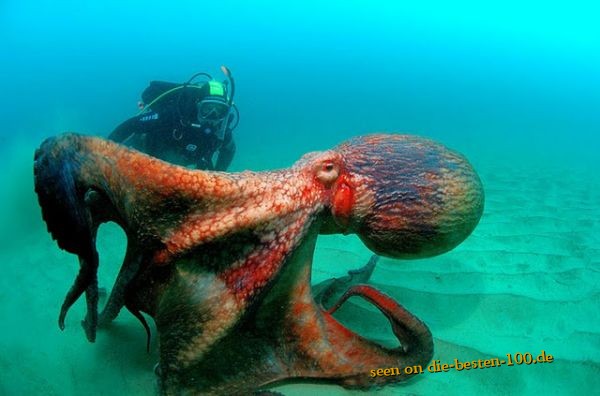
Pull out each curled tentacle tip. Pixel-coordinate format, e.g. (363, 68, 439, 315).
(58, 311, 67, 331)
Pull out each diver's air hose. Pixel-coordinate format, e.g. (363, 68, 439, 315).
(137, 85, 206, 115)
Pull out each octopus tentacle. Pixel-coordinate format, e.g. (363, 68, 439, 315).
(34, 140, 98, 338)
(311, 289, 433, 388)
(326, 284, 434, 376)
(313, 254, 378, 310)
(272, 245, 432, 390)
(98, 244, 143, 327)
(126, 304, 152, 352)
(81, 266, 100, 342)
(58, 251, 97, 332)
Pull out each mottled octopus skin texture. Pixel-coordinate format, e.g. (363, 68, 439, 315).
(34, 133, 484, 395)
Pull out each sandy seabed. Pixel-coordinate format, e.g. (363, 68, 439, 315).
(0, 139, 598, 395)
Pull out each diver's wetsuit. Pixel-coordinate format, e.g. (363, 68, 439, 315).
(108, 82, 236, 171)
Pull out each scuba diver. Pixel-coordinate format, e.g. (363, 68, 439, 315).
(108, 66, 239, 171)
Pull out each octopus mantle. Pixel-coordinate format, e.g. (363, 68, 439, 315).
(34, 133, 483, 395)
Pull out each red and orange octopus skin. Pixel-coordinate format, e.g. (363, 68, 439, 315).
(34, 133, 484, 395)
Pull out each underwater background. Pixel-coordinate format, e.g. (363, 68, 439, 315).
(1, 0, 598, 395)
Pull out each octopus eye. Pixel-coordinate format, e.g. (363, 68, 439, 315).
(316, 161, 339, 186)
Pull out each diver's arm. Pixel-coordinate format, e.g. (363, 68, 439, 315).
(214, 131, 236, 171)
(108, 116, 144, 144)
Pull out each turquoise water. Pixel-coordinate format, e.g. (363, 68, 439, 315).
(1, 1, 599, 395)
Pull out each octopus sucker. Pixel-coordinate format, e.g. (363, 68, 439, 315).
(34, 132, 483, 394)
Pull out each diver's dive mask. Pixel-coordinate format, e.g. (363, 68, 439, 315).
(197, 99, 230, 121)
(194, 71, 236, 140)
(197, 98, 231, 140)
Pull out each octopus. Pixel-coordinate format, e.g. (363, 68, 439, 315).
(33, 133, 484, 395)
